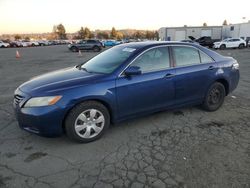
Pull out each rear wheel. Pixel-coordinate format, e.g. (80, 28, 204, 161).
(65, 101, 110, 143)
(202, 82, 225, 111)
(238, 43, 244, 49)
(93, 46, 101, 52)
(220, 44, 226, 50)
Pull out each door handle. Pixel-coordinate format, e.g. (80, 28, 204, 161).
(208, 66, 215, 70)
(165, 73, 175, 78)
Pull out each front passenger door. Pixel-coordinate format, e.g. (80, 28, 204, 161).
(226, 39, 234, 48)
(116, 46, 175, 119)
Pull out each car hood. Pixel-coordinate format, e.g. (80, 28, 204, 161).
(19, 67, 105, 95)
(188, 36, 196, 40)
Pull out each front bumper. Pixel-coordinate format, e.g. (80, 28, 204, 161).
(213, 44, 220, 49)
(13, 89, 64, 137)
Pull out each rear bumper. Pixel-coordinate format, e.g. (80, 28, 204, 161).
(229, 69, 240, 93)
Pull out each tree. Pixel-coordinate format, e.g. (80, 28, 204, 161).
(111, 27, 117, 39)
(83, 27, 91, 39)
(146, 31, 156, 40)
(116, 32, 124, 40)
(77, 27, 85, 39)
(133, 31, 142, 39)
(203, 22, 207, 27)
(75, 27, 93, 39)
(14, 35, 21, 40)
(154, 31, 159, 40)
(24, 36, 30, 41)
(89, 31, 95, 39)
(54, 24, 67, 39)
(97, 31, 109, 39)
(222, 20, 228, 26)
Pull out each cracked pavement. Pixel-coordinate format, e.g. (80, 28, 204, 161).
(0, 46, 249, 188)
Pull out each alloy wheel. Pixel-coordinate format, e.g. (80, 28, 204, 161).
(74, 109, 105, 139)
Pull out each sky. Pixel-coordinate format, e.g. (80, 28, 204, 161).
(0, 0, 250, 34)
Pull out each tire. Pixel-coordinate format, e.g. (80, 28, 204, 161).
(220, 44, 226, 50)
(71, 46, 78, 52)
(238, 43, 244, 49)
(65, 101, 110, 143)
(202, 82, 225, 112)
(93, 46, 101, 52)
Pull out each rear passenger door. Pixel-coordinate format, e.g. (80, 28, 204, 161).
(232, 39, 240, 48)
(86, 40, 96, 49)
(172, 46, 217, 105)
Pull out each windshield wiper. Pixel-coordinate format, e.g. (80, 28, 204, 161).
(80, 67, 89, 72)
(79, 67, 96, 73)
(77, 66, 104, 74)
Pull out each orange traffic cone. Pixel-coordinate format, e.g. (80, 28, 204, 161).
(16, 50, 20, 58)
(78, 50, 82, 57)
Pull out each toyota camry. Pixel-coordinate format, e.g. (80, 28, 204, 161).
(13, 42, 239, 142)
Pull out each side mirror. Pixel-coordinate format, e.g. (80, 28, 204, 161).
(124, 66, 141, 76)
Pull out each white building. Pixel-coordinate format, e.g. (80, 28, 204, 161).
(159, 22, 250, 42)
(222, 21, 250, 41)
(159, 26, 223, 41)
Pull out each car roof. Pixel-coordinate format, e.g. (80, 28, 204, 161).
(118, 41, 201, 49)
(117, 41, 225, 62)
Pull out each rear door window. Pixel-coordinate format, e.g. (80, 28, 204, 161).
(199, 51, 214, 63)
(87, 40, 96, 44)
(173, 46, 200, 67)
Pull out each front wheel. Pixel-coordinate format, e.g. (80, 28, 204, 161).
(220, 44, 226, 50)
(71, 47, 78, 52)
(238, 43, 244, 49)
(202, 82, 225, 111)
(65, 101, 110, 143)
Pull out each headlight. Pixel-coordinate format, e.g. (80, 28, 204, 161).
(24, 96, 62, 107)
(232, 62, 239, 70)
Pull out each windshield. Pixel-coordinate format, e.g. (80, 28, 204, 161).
(81, 46, 137, 74)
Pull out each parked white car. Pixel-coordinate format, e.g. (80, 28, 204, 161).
(0, 40, 10, 48)
(30, 41, 39, 46)
(19, 40, 30, 47)
(38, 40, 50, 46)
(213, 38, 246, 49)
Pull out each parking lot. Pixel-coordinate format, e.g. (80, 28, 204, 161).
(0, 45, 249, 188)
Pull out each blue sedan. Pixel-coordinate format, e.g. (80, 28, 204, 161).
(103, 40, 118, 47)
(14, 42, 239, 142)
